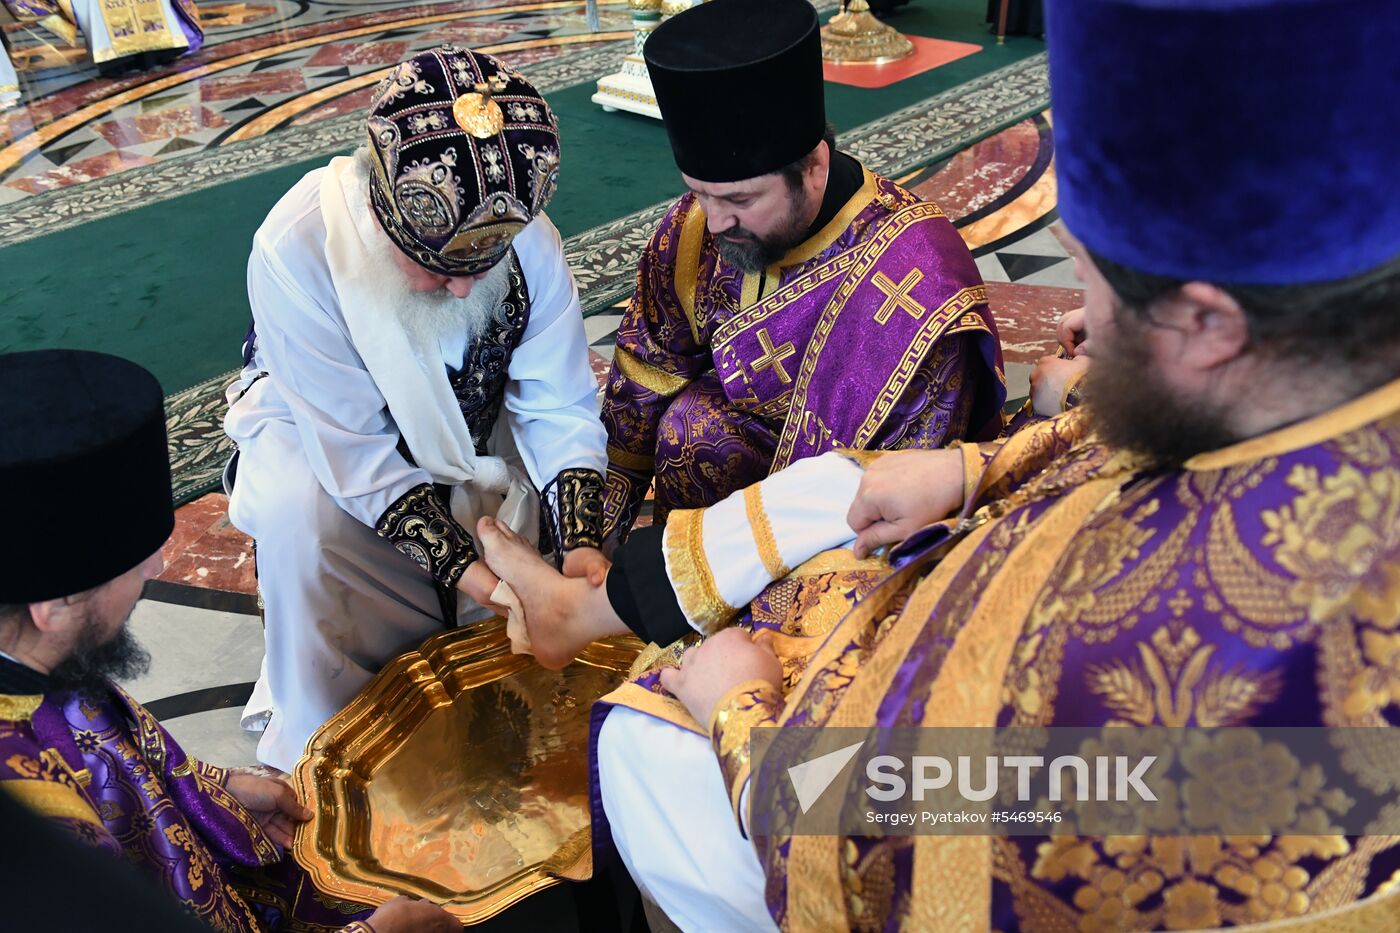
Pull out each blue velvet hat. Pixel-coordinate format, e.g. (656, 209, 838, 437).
(1047, 0, 1400, 285)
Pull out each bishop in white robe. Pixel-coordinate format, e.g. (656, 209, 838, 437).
(224, 47, 608, 772)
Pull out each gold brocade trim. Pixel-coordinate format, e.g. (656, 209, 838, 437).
(663, 508, 735, 635)
(789, 548, 889, 578)
(909, 478, 1127, 931)
(0, 694, 42, 722)
(780, 558, 936, 930)
(783, 525, 1000, 929)
(1184, 374, 1400, 471)
(973, 409, 1092, 505)
(852, 285, 987, 447)
(955, 441, 986, 508)
(1, 779, 102, 828)
(738, 166, 879, 309)
(716, 250, 858, 349)
(605, 442, 654, 472)
(613, 347, 690, 397)
(598, 682, 703, 735)
(709, 679, 784, 829)
(744, 485, 790, 581)
(675, 201, 708, 343)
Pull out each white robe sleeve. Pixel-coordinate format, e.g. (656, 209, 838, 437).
(504, 213, 609, 489)
(246, 227, 434, 531)
(662, 452, 867, 635)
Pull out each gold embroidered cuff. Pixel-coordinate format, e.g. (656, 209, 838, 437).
(663, 508, 736, 635)
(550, 468, 604, 552)
(709, 679, 784, 833)
(602, 466, 649, 541)
(375, 483, 478, 587)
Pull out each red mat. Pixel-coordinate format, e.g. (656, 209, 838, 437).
(823, 34, 982, 89)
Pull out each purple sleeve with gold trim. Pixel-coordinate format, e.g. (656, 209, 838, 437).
(601, 195, 714, 539)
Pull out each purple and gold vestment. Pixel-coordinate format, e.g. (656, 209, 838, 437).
(0, 678, 372, 932)
(597, 377, 1400, 930)
(600, 167, 1006, 536)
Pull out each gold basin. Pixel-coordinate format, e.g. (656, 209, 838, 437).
(291, 620, 644, 923)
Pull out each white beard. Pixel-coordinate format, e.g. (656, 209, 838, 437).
(345, 153, 513, 360)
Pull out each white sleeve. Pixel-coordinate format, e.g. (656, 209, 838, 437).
(662, 452, 866, 635)
(503, 214, 609, 489)
(247, 236, 432, 528)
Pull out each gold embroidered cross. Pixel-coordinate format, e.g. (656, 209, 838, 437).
(752, 328, 796, 385)
(873, 268, 928, 325)
(474, 75, 509, 98)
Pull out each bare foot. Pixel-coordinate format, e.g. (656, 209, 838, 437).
(475, 517, 626, 669)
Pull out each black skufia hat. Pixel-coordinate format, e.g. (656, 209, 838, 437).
(0, 350, 173, 603)
(645, 0, 825, 183)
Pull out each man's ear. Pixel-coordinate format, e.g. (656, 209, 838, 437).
(808, 139, 832, 186)
(1152, 281, 1250, 372)
(27, 599, 72, 636)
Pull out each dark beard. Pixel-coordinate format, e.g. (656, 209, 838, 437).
(1083, 311, 1240, 468)
(48, 617, 150, 700)
(715, 200, 811, 273)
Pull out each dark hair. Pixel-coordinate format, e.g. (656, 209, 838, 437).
(0, 604, 27, 636)
(779, 122, 839, 191)
(1090, 249, 1400, 374)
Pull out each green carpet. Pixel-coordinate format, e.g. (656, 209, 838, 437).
(0, 0, 1040, 397)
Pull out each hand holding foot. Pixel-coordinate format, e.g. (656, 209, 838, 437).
(475, 517, 629, 670)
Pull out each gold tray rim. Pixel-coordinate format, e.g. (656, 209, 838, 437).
(291, 619, 642, 923)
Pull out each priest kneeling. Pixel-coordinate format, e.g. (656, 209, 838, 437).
(0, 350, 457, 932)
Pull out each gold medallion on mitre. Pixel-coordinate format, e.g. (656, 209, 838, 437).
(453, 91, 505, 138)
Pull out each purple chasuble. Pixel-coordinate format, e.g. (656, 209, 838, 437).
(0, 680, 372, 931)
(601, 167, 1005, 537)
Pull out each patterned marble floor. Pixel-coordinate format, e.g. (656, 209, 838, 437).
(0, 0, 633, 202)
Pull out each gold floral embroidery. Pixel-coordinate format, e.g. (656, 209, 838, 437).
(1085, 625, 1282, 727)
(709, 679, 782, 826)
(1343, 629, 1400, 718)
(375, 482, 477, 586)
(5, 753, 41, 779)
(841, 838, 901, 931)
(1031, 728, 1358, 930)
(164, 824, 206, 892)
(1261, 463, 1400, 627)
